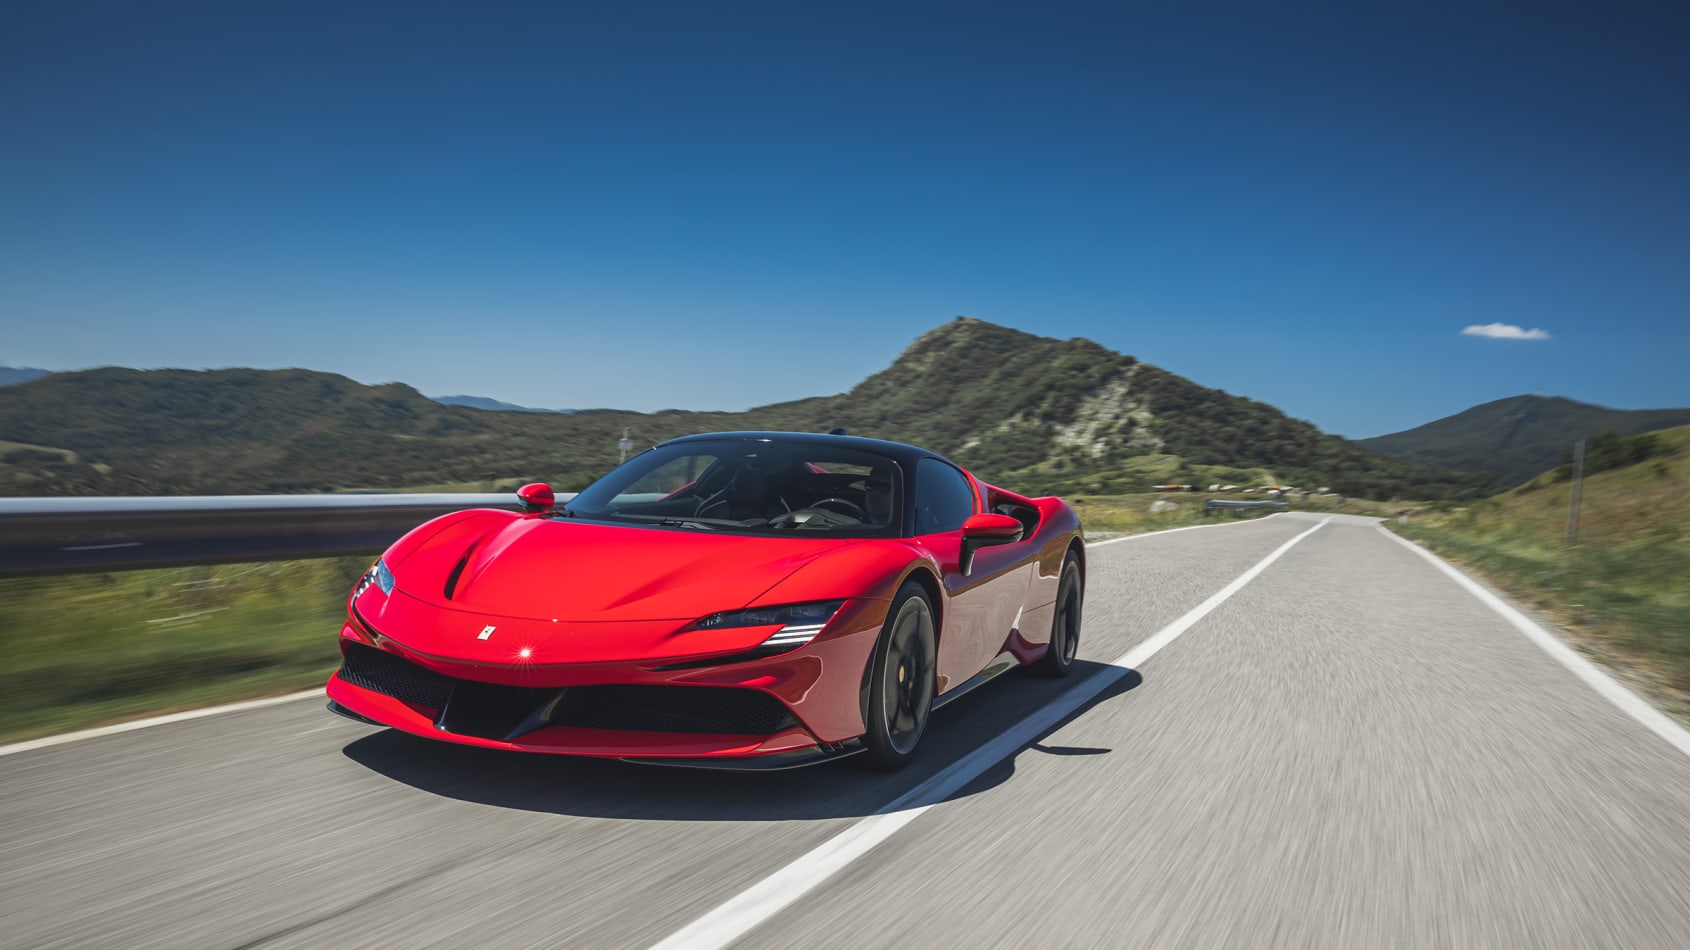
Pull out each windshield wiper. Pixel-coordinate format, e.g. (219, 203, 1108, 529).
(600, 513, 721, 530)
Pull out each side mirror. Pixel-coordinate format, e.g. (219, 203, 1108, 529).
(959, 512, 1023, 575)
(516, 482, 556, 515)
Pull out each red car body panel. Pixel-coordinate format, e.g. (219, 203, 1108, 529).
(326, 432, 1083, 767)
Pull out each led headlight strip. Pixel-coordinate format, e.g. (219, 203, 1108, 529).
(693, 600, 844, 650)
(759, 621, 829, 649)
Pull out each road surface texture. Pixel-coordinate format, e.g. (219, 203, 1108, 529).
(5, 513, 1689, 948)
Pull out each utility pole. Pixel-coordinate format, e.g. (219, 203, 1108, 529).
(618, 427, 634, 465)
(1566, 438, 1585, 548)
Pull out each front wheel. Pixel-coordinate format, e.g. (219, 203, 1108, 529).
(857, 582, 937, 770)
(1031, 554, 1082, 677)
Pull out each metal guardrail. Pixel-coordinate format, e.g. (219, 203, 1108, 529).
(1204, 498, 1289, 513)
(0, 493, 575, 578)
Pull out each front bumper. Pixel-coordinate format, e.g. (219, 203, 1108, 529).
(326, 599, 885, 763)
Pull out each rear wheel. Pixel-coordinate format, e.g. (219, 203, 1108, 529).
(857, 582, 936, 770)
(1032, 554, 1082, 677)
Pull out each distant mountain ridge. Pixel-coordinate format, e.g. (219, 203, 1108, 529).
(0, 319, 1495, 499)
(432, 394, 575, 414)
(0, 367, 52, 386)
(1358, 395, 1690, 485)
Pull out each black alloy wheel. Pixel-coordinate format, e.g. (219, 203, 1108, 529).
(858, 582, 937, 770)
(1032, 554, 1082, 677)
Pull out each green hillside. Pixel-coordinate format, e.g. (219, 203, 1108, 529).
(1392, 425, 1690, 715)
(0, 318, 1494, 499)
(1358, 394, 1690, 486)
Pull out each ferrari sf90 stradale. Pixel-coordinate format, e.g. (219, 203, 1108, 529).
(327, 431, 1084, 769)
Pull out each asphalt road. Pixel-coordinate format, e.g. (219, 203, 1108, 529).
(5, 513, 1690, 948)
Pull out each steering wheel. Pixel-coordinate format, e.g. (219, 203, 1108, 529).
(809, 497, 867, 519)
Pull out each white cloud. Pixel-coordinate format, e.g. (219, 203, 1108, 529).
(1460, 322, 1551, 341)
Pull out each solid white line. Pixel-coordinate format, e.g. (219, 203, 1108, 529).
(649, 517, 1332, 950)
(0, 688, 324, 757)
(1380, 527, 1690, 759)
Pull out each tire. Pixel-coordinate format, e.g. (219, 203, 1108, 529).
(856, 582, 937, 770)
(1031, 554, 1082, 677)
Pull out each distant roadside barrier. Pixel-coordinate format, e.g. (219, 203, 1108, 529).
(5, 492, 1272, 576)
(1204, 498, 1289, 514)
(0, 493, 574, 578)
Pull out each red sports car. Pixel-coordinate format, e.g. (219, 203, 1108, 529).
(327, 431, 1084, 769)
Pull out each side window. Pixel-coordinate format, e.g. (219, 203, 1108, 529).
(914, 458, 977, 534)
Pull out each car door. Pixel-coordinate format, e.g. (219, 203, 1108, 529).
(914, 458, 1034, 693)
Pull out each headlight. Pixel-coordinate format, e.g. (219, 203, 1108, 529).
(693, 600, 845, 650)
(354, 558, 396, 599)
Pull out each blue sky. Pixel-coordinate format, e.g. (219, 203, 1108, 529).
(2, 1, 1686, 437)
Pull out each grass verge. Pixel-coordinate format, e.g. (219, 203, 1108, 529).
(0, 557, 366, 744)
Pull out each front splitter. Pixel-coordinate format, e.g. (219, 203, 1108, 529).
(619, 739, 865, 771)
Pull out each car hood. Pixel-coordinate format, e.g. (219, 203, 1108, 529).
(389, 516, 850, 622)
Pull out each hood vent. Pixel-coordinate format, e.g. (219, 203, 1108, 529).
(443, 545, 475, 601)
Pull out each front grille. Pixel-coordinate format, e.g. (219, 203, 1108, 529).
(338, 643, 800, 739)
(339, 643, 453, 711)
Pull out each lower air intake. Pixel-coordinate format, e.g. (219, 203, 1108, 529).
(338, 643, 800, 738)
(339, 643, 453, 711)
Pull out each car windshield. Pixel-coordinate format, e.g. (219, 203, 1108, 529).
(564, 438, 901, 537)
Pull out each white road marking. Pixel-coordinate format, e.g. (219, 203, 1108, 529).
(0, 689, 324, 757)
(1380, 527, 1690, 759)
(649, 517, 1332, 950)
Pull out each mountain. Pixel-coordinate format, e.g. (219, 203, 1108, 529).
(1357, 395, 1690, 486)
(737, 319, 1496, 499)
(0, 318, 1496, 499)
(432, 395, 574, 414)
(0, 367, 52, 386)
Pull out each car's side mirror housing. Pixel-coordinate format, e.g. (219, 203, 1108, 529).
(516, 482, 556, 515)
(959, 512, 1024, 575)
